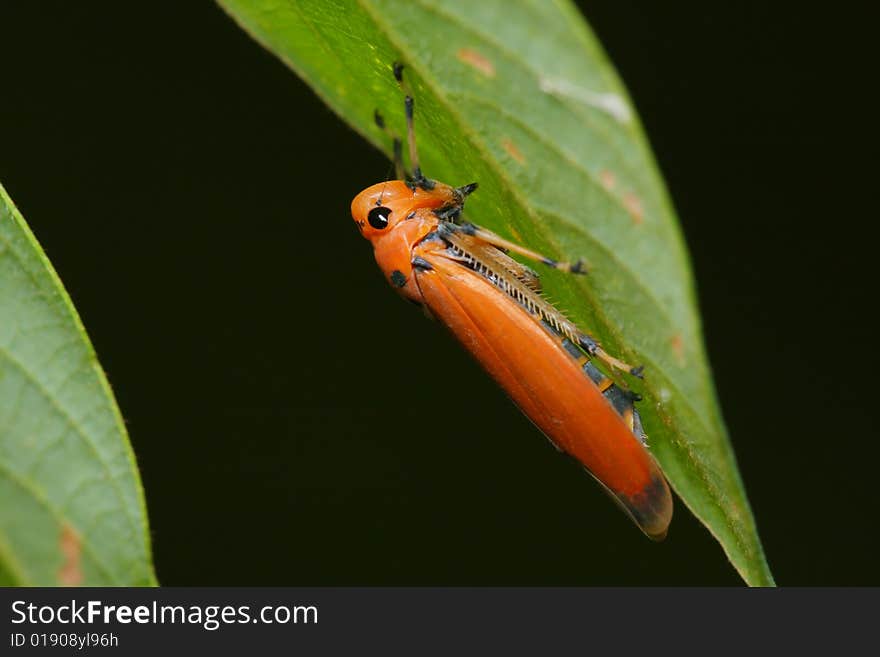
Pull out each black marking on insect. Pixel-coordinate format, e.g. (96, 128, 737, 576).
(421, 230, 445, 244)
(390, 270, 407, 287)
(561, 337, 583, 360)
(437, 222, 456, 238)
(540, 318, 562, 336)
(603, 384, 634, 417)
(409, 175, 435, 191)
(583, 361, 606, 386)
(412, 256, 434, 272)
(578, 334, 600, 356)
(632, 408, 649, 446)
(433, 206, 461, 221)
(456, 182, 479, 197)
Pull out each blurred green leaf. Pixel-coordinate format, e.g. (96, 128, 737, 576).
(0, 183, 155, 585)
(218, 0, 773, 585)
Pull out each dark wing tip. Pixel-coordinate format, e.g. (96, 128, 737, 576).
(622, 473, 673, 541)
(585, 463, 673, 540)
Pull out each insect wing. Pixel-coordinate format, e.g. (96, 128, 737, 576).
(412, 245, 672, 539)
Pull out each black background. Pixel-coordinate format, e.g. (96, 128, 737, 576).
(0, 2, 875, 585)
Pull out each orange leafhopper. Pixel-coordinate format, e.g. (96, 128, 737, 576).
(350, 64, 672, 539)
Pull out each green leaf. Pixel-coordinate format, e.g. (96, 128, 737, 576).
(0, 183, 156, 586)
(218, 0, 774, 585)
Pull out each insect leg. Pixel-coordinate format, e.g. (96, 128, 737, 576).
(446, 221, 588, 275)
(373, 110, 408, 180)
(436, 222, 641, 378)
(393, 62, 434, 191)
(577, 331, 644, 378)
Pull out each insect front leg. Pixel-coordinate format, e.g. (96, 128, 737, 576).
(443, 221, 588, 275)
(392, 63, 435, 191)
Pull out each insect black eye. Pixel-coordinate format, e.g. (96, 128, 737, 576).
(368, 206, 392, 230)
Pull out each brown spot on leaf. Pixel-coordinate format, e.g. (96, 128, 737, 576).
(58, 523, 83, 586)
(502, 139, 526, 164)
(670, 333, 686, 366)
(599, 169, 616, 191)
(456, 48, 496, 77)
(622, 191, 644, 224)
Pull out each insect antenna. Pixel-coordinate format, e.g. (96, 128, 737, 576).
(374, 109, 407, 181)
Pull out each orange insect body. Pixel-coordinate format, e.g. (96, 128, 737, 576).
(351, 65, 672, 539)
